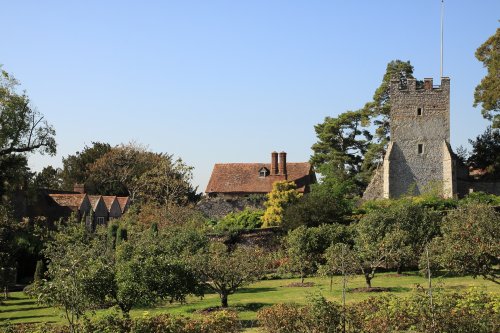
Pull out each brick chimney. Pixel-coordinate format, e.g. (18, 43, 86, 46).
(271, 151, 279, 175)
(73, 183, 85, 194)
(279, 151, 287, 177)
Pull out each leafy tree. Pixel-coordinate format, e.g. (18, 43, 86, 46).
(353, 213, 407, 288)
(134, 155, 199, 205)
(32, 221, 112, 332)
(428, 204, 500, 284)
(261, 181, 302, 227)
(474, 26, 500, 128)
(60, 142, 111, 192)
(319, 243, 357, 292)
(311, 60, 416, 191)
(190, 243, 266, 307)
(311, 110, 371, 185)
(0, 68, 56, 157)
(113, 230, 202, 315)
(284, 224, 352, 284)
(34, 165, 63, 189)
(283, 169, 354, 229)
(468, 126, 500, 178)
(284, 226, 320, 283)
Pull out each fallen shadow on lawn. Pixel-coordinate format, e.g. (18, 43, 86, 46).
(0, 314, 55, 322)
(240, 318, 259, 329)
(1, 300, 37, 307)
(348, 286, 411, 293)
(236, 287, 277, 294)
(0, 306, 48, 313)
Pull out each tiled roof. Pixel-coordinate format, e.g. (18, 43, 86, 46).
(206, 162, 313, 194)
(48, 193, 86, 211)
(88, 195, 102, 210)
(102, 196, 117, 212)
(116, 197, 130, 213)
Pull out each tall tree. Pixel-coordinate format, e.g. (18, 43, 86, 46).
(60, 141, 111, 191)
(468, 126, 500, 178)
(310, 60, 415, 191)
(474, 27, 500, 128)
(0, 68, 56, 157)
(34, 165, 63, 189)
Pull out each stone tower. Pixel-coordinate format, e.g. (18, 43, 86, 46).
(364, 76, 457, 199)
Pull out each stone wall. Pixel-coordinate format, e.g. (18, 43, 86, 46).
(196, 196, 265, 220)
(362, 165, 384, 201)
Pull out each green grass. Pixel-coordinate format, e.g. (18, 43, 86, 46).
(1, 272, 499, 332)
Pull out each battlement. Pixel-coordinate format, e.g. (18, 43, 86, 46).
(391, 77, 450, 93)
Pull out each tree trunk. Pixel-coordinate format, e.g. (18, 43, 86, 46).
(364, 274, 372, 288)
(220, 293, 228, 308)
(397, 263, 402, 275)
(301, 273, 305, 284)
(330, 276, 333, 292)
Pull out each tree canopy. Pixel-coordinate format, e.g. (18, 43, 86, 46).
(310, 60, 415, 192)
(0, 69, 56, 157)
(474, 26, 500, 128)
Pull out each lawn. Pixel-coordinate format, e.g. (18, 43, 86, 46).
(1, 272, 499, 332)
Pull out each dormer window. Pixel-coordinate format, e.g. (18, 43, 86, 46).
(259, 167, 269, 178)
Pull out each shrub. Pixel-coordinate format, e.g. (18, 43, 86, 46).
(1, 312, 240, 333)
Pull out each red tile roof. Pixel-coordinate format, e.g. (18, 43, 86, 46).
(48, 193, 87, 211)
(206, 162, 314, 194)
(88, 195, 102, 210)
(102, 196, 117, 212)
(116, 197, 130, 213)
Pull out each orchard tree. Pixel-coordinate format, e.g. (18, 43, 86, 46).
(353, 215, 403, 288)
(474, 26, 500, 128)
(0, 68, 56, 157)
(429, 204, 500, 284)
(113, 230, 202, 315)
(190, 243, 266, 308)
(32, 221, 113, 332)
(284, 226, 320, 284)
(261, 180, 302, 227)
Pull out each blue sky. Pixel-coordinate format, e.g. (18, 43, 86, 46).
(2, 1, 499, 191)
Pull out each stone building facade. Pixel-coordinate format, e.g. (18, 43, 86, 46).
(365, 77, 462, 199)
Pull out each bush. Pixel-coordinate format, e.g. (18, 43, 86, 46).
(1, 311, 240, 333)
(258, 289, 500, 333)
(214, 208, 263, 232)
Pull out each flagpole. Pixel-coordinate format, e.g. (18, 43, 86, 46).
(440, 0, 444, 78)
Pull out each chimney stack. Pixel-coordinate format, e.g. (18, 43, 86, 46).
(271, 151, 279, 175)
(73, 183, 85, 194)
(279, 151, 287, 176)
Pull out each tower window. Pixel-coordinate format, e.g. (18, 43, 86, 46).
(417, 107, 423, 116)
(418, 144, 424, 154)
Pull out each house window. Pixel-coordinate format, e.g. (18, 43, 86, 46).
(97, 217, 105, 225)
(417, 107, 423, 116)
(418, 144, 424, 154)
(259, 167, 269, 178)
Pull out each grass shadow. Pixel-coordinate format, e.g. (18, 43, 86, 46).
(0, 314, 54, 322)
(237, 287, 277, 294)
(236, 302, 269, 312)
(240, 318, 260, 329)
(0, 307, 46, 313)
(1, 300, 37, 307)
